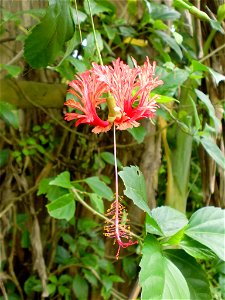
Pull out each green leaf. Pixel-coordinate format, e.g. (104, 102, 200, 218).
(46, 283, 56, 295)
(0, 101, 18, 129)
(147, 206, 188, 237)
(46, 193, 75, 221)
(24, 0, 74, 68)
(100, 151, 123, 169)
(56, 31, 81, 67)
(156, 30, 183, 59)
(200, 136, 225, 169)
(68, 57, 87, 73)
(180, 235, 216, 260)
(155, 67, 189, 97)
(84, 176, 113, 201)
(195, 89, 220, 131)
(119, 166, 150, 215)
(89, 193, 104, 214)
(162, 258, 190, 299)
(165, 250, 211, 300)
(49, 171, 73, 189)
(84, 0, 113, 15)
(109, 275, 124, 283)
(103, 24, 117, 40)
(128, 126, 147, 144)
(149, 3, 181, 20)
(71, 8, 87, 24)
(217, 3, 225, 22)
(139, 235, 190, 299)
(86, 30, 103, 52)
(24, 276, 42, 295)
(185, 207, 225, 261)
(155, 94, 177, 104)
(209, 19, 224, 34)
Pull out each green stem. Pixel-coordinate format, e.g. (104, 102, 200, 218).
(175, 0, 210, 22)
(86, 0, 103, 65)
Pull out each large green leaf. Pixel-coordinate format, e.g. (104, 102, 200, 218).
(200, 136, 225, 169)
(165, 250, 211, 300)
(49, 171, 73, 189)
(84, 176, 113, 201)
(146, 206, 188, 237)
(46, 193, 75, 221)
(24, 0, 74, 68)
(139, 235, 190, 299)
(185, 207, 225, 261)
(180, 235, 216, 260)
(139, 235, 165, 299)
(118, 166, 150, 215)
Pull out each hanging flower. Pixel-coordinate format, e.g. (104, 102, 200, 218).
(64, 57, 163, 133)
(64, 70, 111, 134)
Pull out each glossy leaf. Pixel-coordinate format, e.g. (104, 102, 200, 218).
(119, 166, 150, 215)
(46, 193, 75, 221)
(139, 235, 190, 299)
(147, 206, 188, 237)
(84, 176, 113, 200)
(180, 235, 216, 260)
(165, 250, 211, 300)
(185, 207, 225, 260)
(49, 171, 73, 189)
(24, 0, 74, 68)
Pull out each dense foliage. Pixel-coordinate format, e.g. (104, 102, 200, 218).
(0, 0, 225, 299)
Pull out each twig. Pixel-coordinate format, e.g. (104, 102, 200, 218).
(6, 49, 24, 66)
(8, 207, 24, 299)
(200, 43, 225, 63)
(0, 279, 8, 300)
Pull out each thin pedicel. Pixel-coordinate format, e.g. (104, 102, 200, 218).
(103, 125, 138, 260)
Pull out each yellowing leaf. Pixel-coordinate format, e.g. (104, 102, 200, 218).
(123, 37, 148, 47)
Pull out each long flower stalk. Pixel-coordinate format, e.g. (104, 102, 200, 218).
(103, 125, 138, 259)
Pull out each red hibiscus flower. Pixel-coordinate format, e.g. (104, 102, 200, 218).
(64, 57, 163, 133)
(64, 70, 111, 134)
(92, 57, 163, 130)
